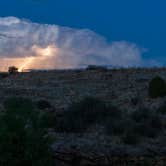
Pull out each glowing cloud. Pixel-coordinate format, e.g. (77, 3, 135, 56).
(18, 45, 58, 71)
(0, 16, 147, 71)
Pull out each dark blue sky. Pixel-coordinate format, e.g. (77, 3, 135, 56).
(0, 0, 166, 65)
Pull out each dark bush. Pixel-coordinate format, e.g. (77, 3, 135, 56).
(122, 131, 140, 145)
(0, 97, 54, 165)
(157, 103, 166, 114)
(135, 123, 158, 138)
(55, 97, 121, 133)
(55, 97, 107, 132)
(140, 158, 153, 166)
(106, 107, 163, 139)
(150, 114, 163, 129)
(36, 100, 52, 110)
(41, 112, 56, 128)
(4, 97, 34, 115)
(86, 65, 108, 72)
(131, 109, 163, 138)
(106, 104, 123, 119)
(0, 73, 9, 78)
(131, 108, 150, 123)
(131, 96, 139, 105)
(148, 76, 166, 98)
(106, 119, 132, 136)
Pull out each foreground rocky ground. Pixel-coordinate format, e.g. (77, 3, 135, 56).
(1, 68, 166, 165)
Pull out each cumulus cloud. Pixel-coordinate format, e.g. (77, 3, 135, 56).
(0, 16, 146, 71)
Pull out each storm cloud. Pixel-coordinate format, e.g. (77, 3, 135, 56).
(0, 16, 145, 70)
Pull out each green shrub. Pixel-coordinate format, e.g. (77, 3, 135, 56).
(148, 76, 166, 98)
(0, 97, 54, 166)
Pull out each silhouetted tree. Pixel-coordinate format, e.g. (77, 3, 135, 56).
(8, 66, 18, 74)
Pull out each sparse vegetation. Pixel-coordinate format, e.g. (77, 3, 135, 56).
(54, 95, 165, 146)
(148, 76, 166, 98)
(0, 69, 166, 164)
(0, 97, 54, 165)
